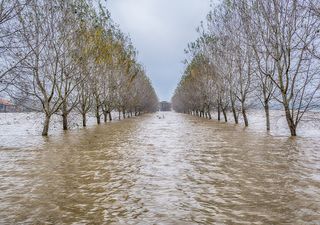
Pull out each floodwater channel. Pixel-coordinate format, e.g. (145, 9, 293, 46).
(0, 112, 320, 224)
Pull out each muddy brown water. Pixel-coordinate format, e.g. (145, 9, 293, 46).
(0, 112, 320, 224)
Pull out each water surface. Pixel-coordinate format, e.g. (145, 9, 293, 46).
(0, 112, 320, 224)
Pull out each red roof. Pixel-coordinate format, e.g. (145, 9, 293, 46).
(0, 98, 14, 106)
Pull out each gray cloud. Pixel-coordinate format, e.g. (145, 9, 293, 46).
(108, 0, 211, 101)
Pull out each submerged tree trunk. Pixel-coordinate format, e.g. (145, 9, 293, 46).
(108, 111, 112, 121)
(217, 101, 221, 121)
(42, 114, 51, 136)
(82, 113, 87, 127)
(241, 101, 248, 127)
(231, 103, 238, 124)
(103, 111, 107, 123)
(264, 102, 270, 131)
(208, 111, 212, 120)
(96, 106, 101, 124)
(222, 108, 228, 122)
(62, 114, 68, 130)
(242, 108, 248, 127)
(284, 104, 297, 136)
(61, 101, 68, 130)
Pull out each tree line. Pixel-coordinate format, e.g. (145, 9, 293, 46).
(0, 0, 158, 136)
(172, 0, 320, 136)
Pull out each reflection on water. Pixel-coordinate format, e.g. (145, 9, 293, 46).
(0, 112, 320, 224)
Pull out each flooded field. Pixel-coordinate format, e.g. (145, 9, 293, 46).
(0, 112, 320, 224)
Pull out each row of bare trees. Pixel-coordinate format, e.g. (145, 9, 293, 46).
(172, 0, 320, 136)
(0, 0, 158, 136)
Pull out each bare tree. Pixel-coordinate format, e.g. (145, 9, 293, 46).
(254, 0, 320, 136)
(0, 0, 29, 93)
(173, 0, 320, 136)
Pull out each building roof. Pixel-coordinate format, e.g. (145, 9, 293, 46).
(0, 98, 14, 106)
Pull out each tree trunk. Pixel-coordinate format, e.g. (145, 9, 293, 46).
(96, 106, 101, 124)
(82, 113, 87, 127)
(95, 97, 100, 124)
(222, 108, 228, 122)
(62, 113, 68, 130)
(264, 102, 270, 131)
(62, 100, 68, 130)
(217, 102, 221, 121)
(242, 108, 248, 127)
(231, 103, 238, 124)
(118, 111, 121, 120)
(208, 111, 212, 120)
(284, 104, 297, 136)
(108, 111, 112, 121)
(103, 111, 107, 123)
(42, 114, 51, 136)
(241, 102, 248, 127)
(123, 110, 126, 119)
(81, 102, 87, 127)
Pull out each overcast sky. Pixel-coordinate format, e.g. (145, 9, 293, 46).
(108, 0, 211, 101)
